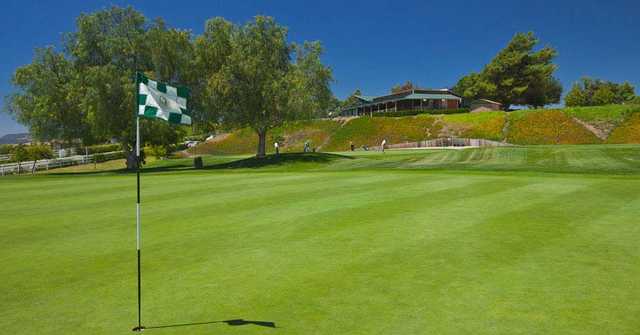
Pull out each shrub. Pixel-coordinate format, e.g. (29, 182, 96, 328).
(9, 145, 29, 162)
(0, 144, 15, 155)
(196, 120, 342, 154)
(606, 112, 640, 143)
(324, 115, 442, 150)
(506, 110, 601, 144)
(26, 144, 53, 160)
(147, 145, 168, 159)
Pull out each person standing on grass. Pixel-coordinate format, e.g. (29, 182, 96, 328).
(350, 141, 355, 151)
(274, 141, 279, 155)
(381, 139, 387, 153)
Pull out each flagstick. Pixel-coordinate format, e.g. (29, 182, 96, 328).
(133, 73, 145, 332)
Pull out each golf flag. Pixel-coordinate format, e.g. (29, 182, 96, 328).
(137, 73, 192, 125)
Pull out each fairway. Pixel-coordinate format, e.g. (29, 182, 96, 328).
(2, 148, 640, 334)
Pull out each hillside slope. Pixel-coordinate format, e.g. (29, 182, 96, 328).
(194, 104, 640, 154)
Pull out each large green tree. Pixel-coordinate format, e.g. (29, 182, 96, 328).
(6, 47, 89, 144)
(208, 16, 333, 157)
(454, 32, 561, 109)
(565, 77, 636, 106)
(5, 8, 334, 160)
(5, 6, 192, 167)
(191, 17, 236, 131)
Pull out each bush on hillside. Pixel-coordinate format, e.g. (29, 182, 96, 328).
(196, 120, 342, 155)
(374, 108, 469, 117)
(441, 112, 506, 141)
(606, 113, 640, 143)
(324, 116, 442, 151)
(506, 110, 601, 145)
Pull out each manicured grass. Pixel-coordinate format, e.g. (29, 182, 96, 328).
(2, 146, 640, 334)
(558, 104, 639, 123)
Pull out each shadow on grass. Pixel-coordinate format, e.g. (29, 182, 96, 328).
(45, 152, 353, 176)
(146, 318, 276, 330)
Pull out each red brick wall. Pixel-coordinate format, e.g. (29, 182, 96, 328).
(447, 99, 459, 109)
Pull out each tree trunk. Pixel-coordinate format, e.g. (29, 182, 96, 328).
(126, 151, 138, 170)
(124, 142, 137, 170)
(256, 128, 267, 158)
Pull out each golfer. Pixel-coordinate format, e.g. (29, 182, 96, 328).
(381, 139, 387, 153)
(274, 141, 279, 155)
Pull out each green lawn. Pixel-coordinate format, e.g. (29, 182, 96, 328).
(2, 146, 640, 334)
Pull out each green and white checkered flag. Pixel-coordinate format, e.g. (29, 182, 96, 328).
(137, 73, 192, 125)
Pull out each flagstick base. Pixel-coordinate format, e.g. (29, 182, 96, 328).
(132, 326, 146, 332)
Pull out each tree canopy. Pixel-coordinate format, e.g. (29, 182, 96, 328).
(205, 16, 333, 156)
(453, 32, 562, 109)
(565, 77, 636, 106)
(391, 81, 416, 93)
(4, 6, 334, 158)
(342, 89, 363, 108)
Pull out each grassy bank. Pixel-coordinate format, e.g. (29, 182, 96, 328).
(193, 104, 640, 155)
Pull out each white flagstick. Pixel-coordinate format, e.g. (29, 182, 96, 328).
(133, 74, 145, 332)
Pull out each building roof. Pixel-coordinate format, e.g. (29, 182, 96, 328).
(341, 89, 462, 111)
(370, 89, 461, 103)
(404, 93, 462, 100)
(354, 95, 375, 102)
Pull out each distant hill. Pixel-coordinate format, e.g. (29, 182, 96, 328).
(0, 133, 31, 144)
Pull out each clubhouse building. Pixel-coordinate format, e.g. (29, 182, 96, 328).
(340, 89, 463, 117)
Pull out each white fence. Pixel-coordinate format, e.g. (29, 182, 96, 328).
(0, 151, 123, 176)
(397, 138, 511, 149)
(363, 138, 512, 151)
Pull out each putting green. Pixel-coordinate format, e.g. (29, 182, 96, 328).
(2, 146, 640, 334)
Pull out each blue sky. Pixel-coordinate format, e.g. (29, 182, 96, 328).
(1, 0, 639, 136)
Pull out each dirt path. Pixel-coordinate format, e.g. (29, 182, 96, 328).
(571, 117, 608, 140)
